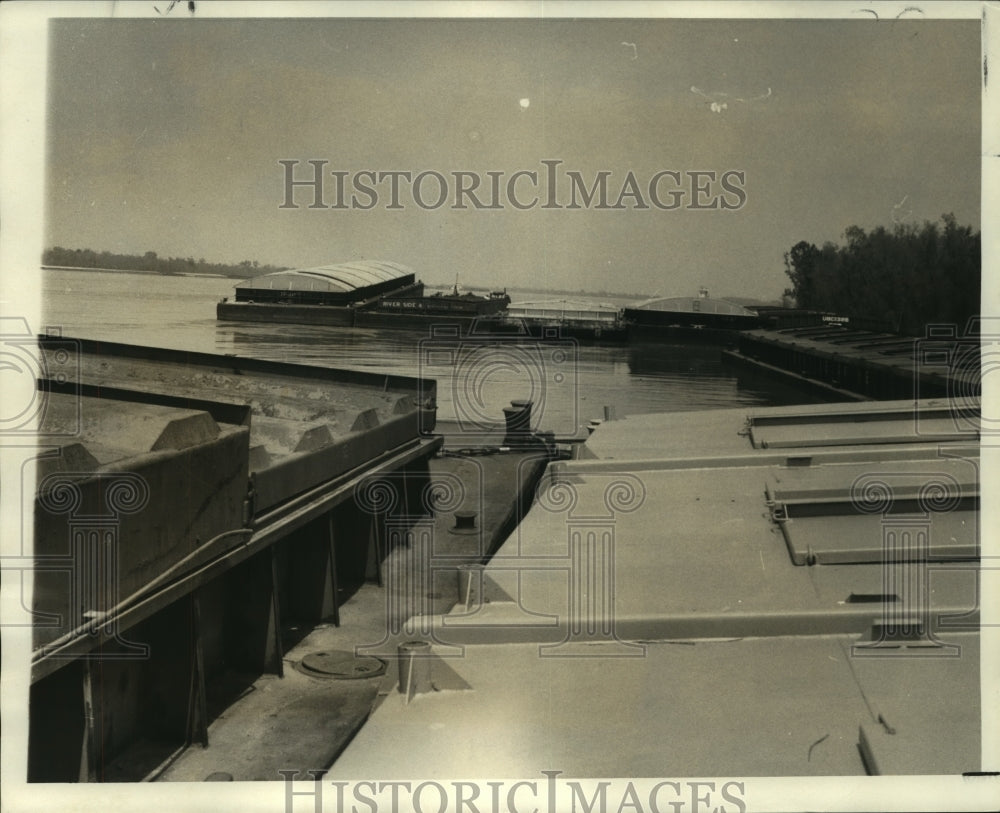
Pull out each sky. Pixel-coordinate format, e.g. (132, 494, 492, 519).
(41, 14, 982, 299)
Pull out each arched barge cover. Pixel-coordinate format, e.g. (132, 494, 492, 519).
(234, 261, 417, 305)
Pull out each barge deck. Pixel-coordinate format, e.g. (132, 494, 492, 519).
(327, 398, 984, 778)
(724, 324, 981, 401)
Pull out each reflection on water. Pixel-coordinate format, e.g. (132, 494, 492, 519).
(42, 268, 824, 432)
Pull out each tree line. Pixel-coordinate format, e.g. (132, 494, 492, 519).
(782, 214, 980, 336)
(42, 246, 287, 279)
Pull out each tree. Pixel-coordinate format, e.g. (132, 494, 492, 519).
(782, 240, 821, 308)
(782, 215, 979, 335)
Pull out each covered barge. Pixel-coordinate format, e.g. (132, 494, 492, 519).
(216, 261, 511, 331)
(624, 288, 760, 344)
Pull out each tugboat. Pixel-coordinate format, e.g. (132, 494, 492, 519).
(360, 276, 511, 327)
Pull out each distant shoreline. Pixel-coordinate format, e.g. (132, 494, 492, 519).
(42, 267, 778, 303)
(41, 265, 234, 278)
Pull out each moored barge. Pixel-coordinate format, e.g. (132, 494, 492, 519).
(26, 333, 442, 781)
(623, 287, 761, 344)
(216, 261, 512, 331)
(328, 397, 984, 779)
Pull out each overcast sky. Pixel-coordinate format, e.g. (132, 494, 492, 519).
(43, 16, 980, 298)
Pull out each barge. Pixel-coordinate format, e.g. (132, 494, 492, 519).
(502, 298, 629, 342)
(26, 334, 443, 781)
(216, 261, 628, 341)
(623, 288, 760, 344)
(724, 321, 983, 401)
(216, 261, 512, 332)
(327, 397, 984, 779)
(24, 333, 558, 783)
(216, 267, 844, 346)
(23, 330, 987, 788)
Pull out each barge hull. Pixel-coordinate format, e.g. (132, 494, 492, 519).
(217, 300, 354, 326)
(27, 336, 441, 782)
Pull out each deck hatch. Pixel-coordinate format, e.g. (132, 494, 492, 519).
(766, 459, 979, 565)
(747, 403, 978, 449)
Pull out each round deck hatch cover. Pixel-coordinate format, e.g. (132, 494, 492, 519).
(296, 651, 386, 680)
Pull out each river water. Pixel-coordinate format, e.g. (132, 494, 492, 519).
(41, 268, 822, 433)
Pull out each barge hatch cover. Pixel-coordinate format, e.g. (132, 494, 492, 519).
(766, 458, 979, 565)
(750, 416, 975, 448)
